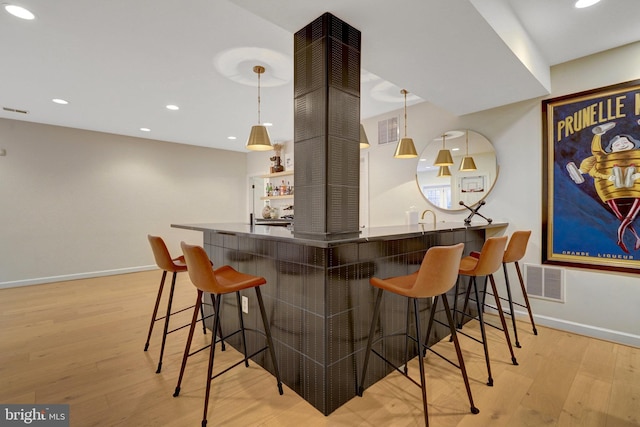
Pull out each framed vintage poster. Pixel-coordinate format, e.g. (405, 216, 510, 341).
(542, 79, 640, 273)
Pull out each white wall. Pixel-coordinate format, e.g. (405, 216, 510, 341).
(0, 119, 247, 287)
(361, 42, 640, 347)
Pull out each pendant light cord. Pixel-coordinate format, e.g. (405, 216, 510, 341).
(253, 65, 265, 125)
(465, 130, 469, 155)
(401, 89, 408, 137)
(257, 69, 261, 124)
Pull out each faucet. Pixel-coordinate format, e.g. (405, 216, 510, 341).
(421, 209, 436, 228)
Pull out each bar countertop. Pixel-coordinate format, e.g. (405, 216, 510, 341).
(172, 221, 508, 248)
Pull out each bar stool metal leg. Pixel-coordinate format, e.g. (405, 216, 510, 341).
(412, 298, 429, 426)
(156, 271, 178, 373)
(488, 274, 519, 365)
(358, 288, 383, 397)
(209, 294, 226, 351)
(235, 292, 250, 368)
(173, 290, 203, 397)
(144, 270, 167, 351)
(471, 276, 494, 386)
(502, 262, 521, 347)
(440, 295, 479, 414)
(200, 293, 207, 335)
(404, 297, 412, 375)
(201, 292, 223, 427)
(423, 295, 479, 415)
(514, 261, 537, 335)
(255, 287, 284, 395)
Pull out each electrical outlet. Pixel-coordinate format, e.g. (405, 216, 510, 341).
(241, 296, 249, 314)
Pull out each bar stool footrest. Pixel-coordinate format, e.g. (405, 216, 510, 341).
(209, 346, 270, 382)
(370, 348, 422, 390)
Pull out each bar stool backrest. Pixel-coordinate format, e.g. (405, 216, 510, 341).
(472, 236, 508, 276)
(503, 230, 531, 263)
(412, 243, 465, 298)
(180, 242, 222, 294)
(148, 235, 185, 272)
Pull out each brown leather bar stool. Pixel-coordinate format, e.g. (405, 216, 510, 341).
(358, 243, 479, 426)
(453, 235, 518, 387)
(174, 242, 283, 427)
(144, 235, 222, 373)
(499, 231, 537, 347)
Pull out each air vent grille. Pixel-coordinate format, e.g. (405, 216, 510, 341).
(377, 117, 398, 145)
(3, 107, 29, 114)
(525, 264, 565, 302)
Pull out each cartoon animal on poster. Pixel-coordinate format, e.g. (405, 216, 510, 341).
(566, 120, 640, 253)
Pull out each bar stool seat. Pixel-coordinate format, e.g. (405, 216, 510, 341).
(358, 243, 478, 426)
(174, 242, 283, 427)
(453, 235, 518, 387)
(144, 235, 218, 374)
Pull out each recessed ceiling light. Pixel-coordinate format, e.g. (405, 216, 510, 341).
(4, 4, 35, 20)
(140, 128, 151, 132)
(263, 122, 273, 127)
(166, 104, 179, 111)
(575, 0, 601, 8)
(227, 136, 237, 140)
(451, 148, 460, 151)
(52, 98, 68, 105)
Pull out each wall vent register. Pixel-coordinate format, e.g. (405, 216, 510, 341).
(525, 264, 565, 302)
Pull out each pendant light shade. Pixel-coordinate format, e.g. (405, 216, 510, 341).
(394, 89, 417, 158)
(459, 156, 477, 171)
(434, 134, 454, 166)
(246, 65, 273, 151)
(437, 166, 451, 177)
(394, 137, 418, 158)
(458, 130, 477, 171)
(247, 125, 272, 151)
(359, 124, 370, 149)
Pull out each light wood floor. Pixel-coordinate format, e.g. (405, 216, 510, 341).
(1, 270, 638, 426)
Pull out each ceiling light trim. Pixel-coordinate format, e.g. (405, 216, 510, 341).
(214, 47, 292, 87)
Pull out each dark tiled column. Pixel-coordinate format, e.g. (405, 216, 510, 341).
(293, 13, 361, 240)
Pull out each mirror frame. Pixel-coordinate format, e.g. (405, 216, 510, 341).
(415, 130, 499, 211)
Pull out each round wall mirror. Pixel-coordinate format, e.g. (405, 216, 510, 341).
(416, 130, 498, 211)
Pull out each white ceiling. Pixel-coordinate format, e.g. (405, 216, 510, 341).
(1, 0, 639, 152)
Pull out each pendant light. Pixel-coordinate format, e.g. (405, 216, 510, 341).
(394, 89, 418, 158)
(437, 166, 451, 177)
(359, 124, 370, 149)
(459, 130, 477, 171)
(246, 65, 273, 151)
(434, 133, 454, 166)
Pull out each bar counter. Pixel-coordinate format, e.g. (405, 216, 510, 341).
(172, 221, 507, 415)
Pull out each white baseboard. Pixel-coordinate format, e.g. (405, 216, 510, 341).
(532, 313, 640, 348)
(0, 265, 157, 289)
(485, 307, 640, 348)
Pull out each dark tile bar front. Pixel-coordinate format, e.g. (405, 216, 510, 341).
(172, 222, 507, 415)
